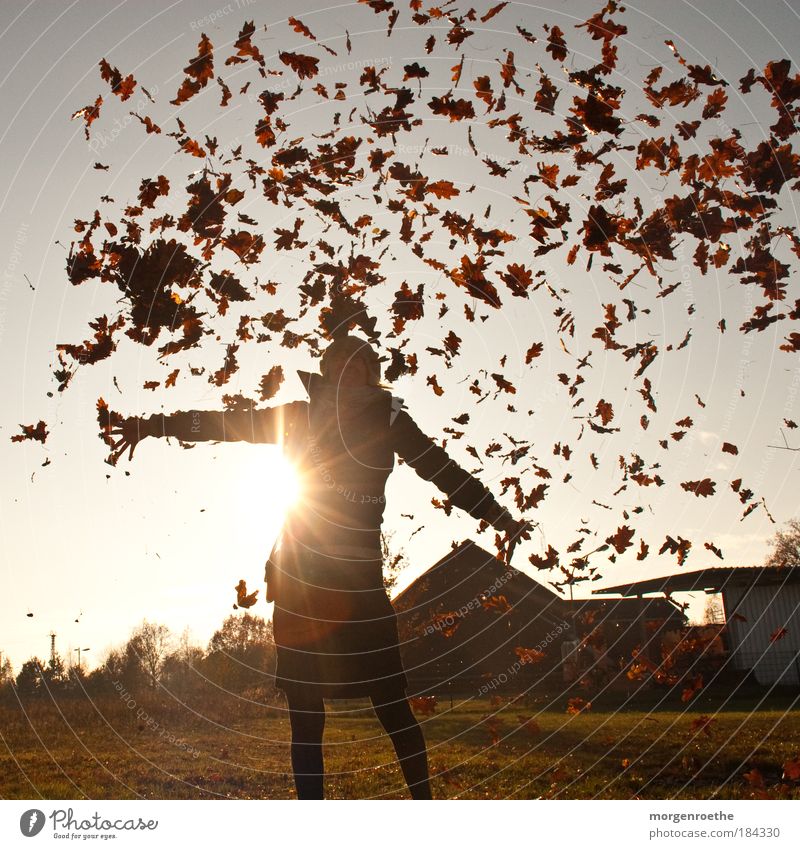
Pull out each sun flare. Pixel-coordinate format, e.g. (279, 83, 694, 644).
(270, 451, 302, 514)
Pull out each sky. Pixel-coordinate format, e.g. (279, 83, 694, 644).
(1, 0, 799, 674)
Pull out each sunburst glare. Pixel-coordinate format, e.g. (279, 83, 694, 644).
(269, 451, 302, 516)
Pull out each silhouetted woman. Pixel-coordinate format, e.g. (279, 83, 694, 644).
(110, 334, 528, 799)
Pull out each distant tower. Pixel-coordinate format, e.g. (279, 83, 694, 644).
(49, 632, 56, 670)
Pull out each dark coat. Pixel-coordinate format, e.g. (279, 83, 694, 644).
(146, 371, 511, 698)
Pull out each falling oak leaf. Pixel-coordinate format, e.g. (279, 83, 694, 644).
(546, 24, 567, 62)
(171, 34, 214, 105)
(514, 646, 546, 664)
(71, 95, 103, 140)
(525, 342, 544, 363)
(428, 93, 475, 121)
(606, 525, 635, 554)
(426, 374, 444, 396)
(659, 535, 692, 565)
(11, 421, 49, 444)
(596, 399, 614, 426)
(769, 626, 788, 642)
(721, 442, 739, 455)
(491, 373, 516, 393)
(681, 478, 716, 497)
(258, 365, 284, 401)
(279, 50, 319, 79)
(234, 579, 258, 609)
(529, 544, 559, 570)
(98, 58, 136, 100)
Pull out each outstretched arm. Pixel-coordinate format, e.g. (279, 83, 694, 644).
(142, 407, 288, 442)
(108, 403, 301, 459)
(391, 408, 528, 536)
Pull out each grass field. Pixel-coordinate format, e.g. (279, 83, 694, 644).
(1, 690, 799, 800)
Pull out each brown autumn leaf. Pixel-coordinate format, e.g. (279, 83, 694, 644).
(426, 374, 444, 396)
(566, 696, 591, 715)
(514, 646, 545, 664)
(11, 421, 49, 444)
(546, 25, 567, 62)
(71, 95, 103, 140)
(99, 59, 136, 100)
(529, 544, 559, 570)
(596, 399, 614, 426)
(681, 478, 716, 497)
(279, 51, 320, 79)
(606, 525, 634, 554)
(409, 695, 436, 715)
(782, 758, 800, 781)
(659, 535, 692, 566)
(428, 93, 475, 121)
(258, 365, 284, 401)
(171, 34, 214, 105)
(770, 626, 788, 642)
(234, 579, 258, 609)
(481, 594, 512, 613)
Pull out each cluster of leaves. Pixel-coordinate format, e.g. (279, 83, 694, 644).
(742, 756, 800, 799)
(16, 0, 800, 586)
(409, 694, 437, 715)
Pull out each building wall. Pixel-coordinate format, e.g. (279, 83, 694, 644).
(722, 583, 800, 686)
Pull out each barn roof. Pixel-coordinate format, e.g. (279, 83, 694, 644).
(572, 595, 686, 623)
(392, 538, 567, 627)
(591, 565, 800, 597)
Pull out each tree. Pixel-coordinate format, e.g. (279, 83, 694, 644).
(45, 652, 67, 686)
(101, 644, 145, 692)
(702, 595, 725, 625)
(15, 657, 46, 695)
(161, 628, 204, 696)
(0, 653, 12, 686)
(205, 612, 275, 692)
(381, 529, 410, 595)
(765, 518, 800, 569)
(127, 621, 172, 689)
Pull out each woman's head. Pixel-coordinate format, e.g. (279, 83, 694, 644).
(320, 334, 382, 387)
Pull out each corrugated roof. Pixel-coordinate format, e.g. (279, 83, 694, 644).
(592, 565, 800, 597)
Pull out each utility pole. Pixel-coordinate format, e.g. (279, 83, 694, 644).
(49, 632, 57, 671)
(73, 647, 90, 671)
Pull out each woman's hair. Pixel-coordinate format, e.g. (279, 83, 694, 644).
(320, 334, 384, 386)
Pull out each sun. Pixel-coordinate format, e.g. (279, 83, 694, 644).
(269, 451, 302, 515)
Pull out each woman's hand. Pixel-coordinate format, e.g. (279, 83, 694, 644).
(108, 416, 149, 463)
(492, 513, 535, 566)
(493, 513, 535, 541)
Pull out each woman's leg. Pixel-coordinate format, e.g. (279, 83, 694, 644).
(370, 690, 432, 799)
(286, 689, 326, 799)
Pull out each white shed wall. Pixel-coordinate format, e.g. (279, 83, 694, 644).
(722, 583, 800, 687)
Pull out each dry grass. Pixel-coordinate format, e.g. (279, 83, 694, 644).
(1, 689, 799, 799)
